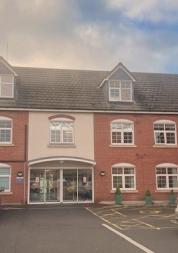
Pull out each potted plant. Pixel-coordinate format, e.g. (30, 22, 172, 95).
(115, 186, 122, 204)
(168, 189, 176, 205)
(144, 189, 153, 206)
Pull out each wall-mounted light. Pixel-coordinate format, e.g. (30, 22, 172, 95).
(100, 170, 106, 176)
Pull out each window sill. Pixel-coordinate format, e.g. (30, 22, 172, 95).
(0, 144, 14, 147)
(110, 144, 136, 148)
(155, 189, 178, 193)
(153, 145, 178, 148)
(110, 190, 138, 193)
(48, 144, 76, 148)
(0, 192, 13, 195)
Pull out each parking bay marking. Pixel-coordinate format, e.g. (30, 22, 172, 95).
(86, 207, 123, 230)
(102, 223, 155, 253)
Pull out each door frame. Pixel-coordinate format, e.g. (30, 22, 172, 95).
(28, 167, 94, 204)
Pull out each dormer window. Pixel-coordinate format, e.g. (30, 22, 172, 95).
(0, 75, 14, 98)
(109, 80, 132, 102)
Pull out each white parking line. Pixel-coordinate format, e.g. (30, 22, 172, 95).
(102, 223, 155, 253)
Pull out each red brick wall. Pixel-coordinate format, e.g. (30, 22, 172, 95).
(0, 111, 28, 204)
(94, 113, 178, 202)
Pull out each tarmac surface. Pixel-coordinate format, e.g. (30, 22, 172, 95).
(0, 205, 178, 253)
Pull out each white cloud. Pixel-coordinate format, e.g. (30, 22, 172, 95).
(107, 0, 178, 22)
(0, 0, 178, 73)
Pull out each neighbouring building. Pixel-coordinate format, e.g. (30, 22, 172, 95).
(0, 56, 178, 205)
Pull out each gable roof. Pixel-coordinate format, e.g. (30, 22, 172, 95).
(0, 57, 18, 76)
(0, 64, 178, 113)
(99, 62, 136, 88)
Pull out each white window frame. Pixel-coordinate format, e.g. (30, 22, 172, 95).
(109, 80, 132, 102)
(111, 119, 134, 145)
(0, 116, 12, 144)
(156, 163, 178, 190)
(0, 75, 14, 98)
(154, 120, 177, 145)
(0, 163, 11, 192)
(111, 163, 136, 191)
(49, 118, 74, 145)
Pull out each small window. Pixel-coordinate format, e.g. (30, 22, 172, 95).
(0, 164, 11, 192)
(0, 117, 12, 144)
(109, 80, 132, 102)
(154, 120, 176, 145)
(111, 120, 134, 145)
(156, 164, 178, 189)
(112, 164, 136, 190)
(50, 118, 74, 144)
(0, 75, 14, 98)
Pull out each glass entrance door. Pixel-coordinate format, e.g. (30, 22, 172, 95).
(46, 169, 60, 202)
(30, 169, 60, 203)
(29, 168, 93, 203)
(63, 169, 77, 202)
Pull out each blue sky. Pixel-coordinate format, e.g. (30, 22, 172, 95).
(1, 0, 178, 73)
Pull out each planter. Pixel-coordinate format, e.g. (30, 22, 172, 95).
(115, 194, 122, 204)
(145, 196, 153, 206)
(169, 194, 176, 205)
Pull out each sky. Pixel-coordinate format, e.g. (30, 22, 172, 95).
(1, 0, 178, 73)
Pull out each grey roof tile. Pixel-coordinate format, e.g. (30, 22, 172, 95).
(0, 65, 178, 112)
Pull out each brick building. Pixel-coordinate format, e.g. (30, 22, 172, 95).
(0, 57, 178, 204)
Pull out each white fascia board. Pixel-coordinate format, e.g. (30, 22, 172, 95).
(1, 107, 178, 115)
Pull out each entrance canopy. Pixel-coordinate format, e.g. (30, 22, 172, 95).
(28, 156, 96, 167)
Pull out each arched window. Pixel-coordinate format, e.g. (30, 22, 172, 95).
(112, 163, 136, 190)
(156, 163, 178, 189)
(154, 120, 176, 145)
(0, 163, 11, 192)
(111, 119, 134, 145)
(49, 117, 74, 144)
(0, 116, 12, 144)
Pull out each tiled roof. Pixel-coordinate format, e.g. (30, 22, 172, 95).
(1, 65, 178, 112)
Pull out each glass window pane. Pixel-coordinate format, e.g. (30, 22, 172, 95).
(121, 81, 131, 89)
(154, 124, 164, 130)
(156, 168, 166, 174)
(1, 75, 13, 83)
(168, 167, 178, 174)
(0, 129, 11, 142)
(165, 124, 175, 131)
(124, 168, 134, 174)
(125, 176, 135, 188)
(110, 81, 120, 88)
(123, 132, 133, 143)
(169, 176, 178, 188)
(0, 167, 10, 175)
(63, 130, 73, 143)
(1, 83, 13, 97)
(166, 133, 175, 144)
(112, 132, 121, 144)
(113, 176, 122, 188)
(157, 176, 167, 188)
(0, 120, 11, 128)
(112, 167, 122, 174)
(0, 177, 9, 190)
(110, 89, 120, 99)
(121, 88, 132, 101)
(155, 132, 165, 144)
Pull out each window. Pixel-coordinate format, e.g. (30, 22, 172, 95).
(50, 118, 74, 144)
(156, 164, 178, 189)
(112, 163, 136, 190)
(0, 164, 11, 192)
(0, 75, 14, 98)
(0, 117, 12, 144)
(109, 80, 132, 102)
(111, 119, 134, 145)
(154, 120, 176, 145)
